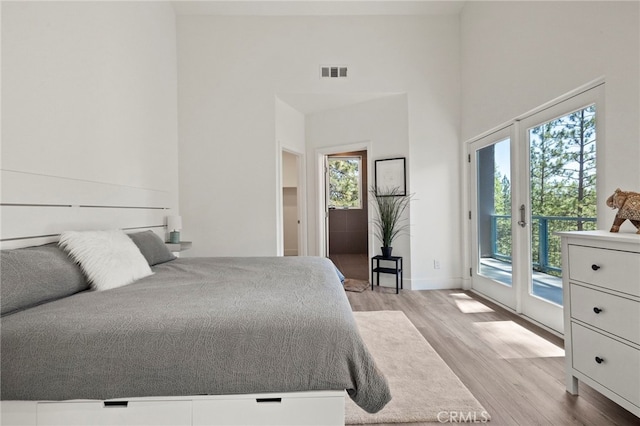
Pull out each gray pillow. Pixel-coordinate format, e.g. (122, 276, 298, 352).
(128, 230, 176, 266)
(1, 243, 89, 316)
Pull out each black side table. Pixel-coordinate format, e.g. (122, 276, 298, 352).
(371, 255, 403, 294)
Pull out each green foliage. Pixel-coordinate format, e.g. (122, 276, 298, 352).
(529, 105, 597, 222)
(493, 172, 513, 257)
(328, 158, 360, 208)
(494, 173, 511, 216)
(370, 187, 412, 248)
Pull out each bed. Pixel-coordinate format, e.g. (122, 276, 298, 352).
(0, 232, 391, 425)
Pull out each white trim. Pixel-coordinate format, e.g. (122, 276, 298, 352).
(408, 277, 463, 291)
(465, 122, 514, 145)
(296, 150, 308, 256)
(464, 77, 605, 147)
(276, 144, 284, 256)
(515, 77, 605, 123)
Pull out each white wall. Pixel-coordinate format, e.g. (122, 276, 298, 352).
(306, 95, 411, 285)
(177, 15, 461, 289)
(276, 98, 306, 156)
(2, 2, 179, 211)
(461, 1, 640, 233)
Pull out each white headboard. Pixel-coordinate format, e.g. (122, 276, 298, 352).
(1, 170, 172, 249)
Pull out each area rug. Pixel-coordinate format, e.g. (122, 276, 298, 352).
(343, 278, 369, 292)
(346, 311, 490, 424)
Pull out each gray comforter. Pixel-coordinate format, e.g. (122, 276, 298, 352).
(1, 256, 391, 413)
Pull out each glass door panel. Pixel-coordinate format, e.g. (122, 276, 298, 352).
(528, 104, 597, 306)
(470, 126, 517, 310)
(477, 139, 513, 286)
(518, 83, 603, 334)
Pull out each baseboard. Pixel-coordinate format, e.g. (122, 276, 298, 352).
(460, 276, 472, 290)
(406, 277, 464, 291)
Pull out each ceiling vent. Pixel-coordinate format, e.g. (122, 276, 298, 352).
(321, 66, 348, 79)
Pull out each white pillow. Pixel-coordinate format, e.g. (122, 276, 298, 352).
(59, 230, 153, 291)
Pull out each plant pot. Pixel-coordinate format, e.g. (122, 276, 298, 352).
(381, 246, 393, 258)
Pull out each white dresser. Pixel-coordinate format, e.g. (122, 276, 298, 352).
(559, 231, 640, 417)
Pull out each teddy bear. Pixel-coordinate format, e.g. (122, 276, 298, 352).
(606, 188, 640, 234)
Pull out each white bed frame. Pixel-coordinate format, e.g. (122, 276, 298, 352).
(0, 170, 347, 426)
(0, 170, 170, 249)
(0, 391, 345, 426)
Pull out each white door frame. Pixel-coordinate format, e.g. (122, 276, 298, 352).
(467, 78, 605, 335)
(276, 146, 307, 256)
(315, 141, 372, 259)
(516, 83, 605, 333)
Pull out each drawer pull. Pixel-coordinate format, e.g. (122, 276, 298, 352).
(595, 356, 604, 364)
(256, 398, 282, 403)
(593, 307, 602, 314)
(591, 264, 601, 271)
(104, 401, 128, 408)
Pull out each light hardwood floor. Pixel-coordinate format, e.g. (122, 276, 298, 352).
(346, 287, 638, 426)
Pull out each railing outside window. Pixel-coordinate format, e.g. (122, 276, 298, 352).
(490, 215, 597, 276)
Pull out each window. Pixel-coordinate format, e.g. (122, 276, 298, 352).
(328, 156, 362, 209)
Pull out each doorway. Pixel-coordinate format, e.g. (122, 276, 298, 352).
(469, 83, 603, 333)
(324, 149, 369, 281)
(281, 150, 304, 256)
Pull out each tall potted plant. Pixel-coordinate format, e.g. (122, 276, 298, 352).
(370, 186, 411, 258)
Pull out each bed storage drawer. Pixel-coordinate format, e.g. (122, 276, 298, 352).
(3, 391, 346, 426)
(36, 400, 191, 426)
(192, 391, 345, 426)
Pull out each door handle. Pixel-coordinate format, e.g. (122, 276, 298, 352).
(517, 204, 527, 228)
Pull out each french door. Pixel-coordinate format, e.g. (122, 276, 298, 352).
(470, 126, 517, 310)
(470, 83, 604, 333)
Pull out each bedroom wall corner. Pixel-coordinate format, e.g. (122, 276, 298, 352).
(177, 15, 462, 283)
(1, 1, 180, 229)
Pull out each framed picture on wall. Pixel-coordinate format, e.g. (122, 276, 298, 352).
(375, 157, 406, 196)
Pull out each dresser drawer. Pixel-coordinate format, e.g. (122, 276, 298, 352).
(571, 323, 640, 407)
(568, 245, 640, 296)
(570, 284, 640, 344)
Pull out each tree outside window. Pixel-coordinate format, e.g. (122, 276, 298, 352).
(328, 157, 361, 209)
